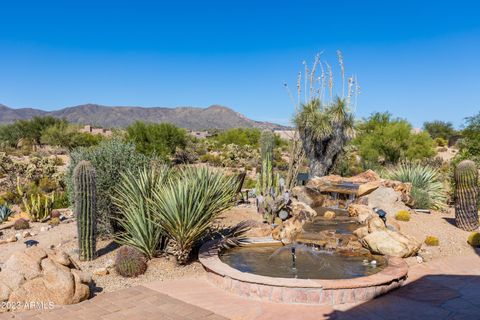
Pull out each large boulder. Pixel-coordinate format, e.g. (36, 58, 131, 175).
(348, 204, 376, 224)
(272, 200, 317, 244)
(362, 187, 412, 217)
(0, 247, 91, 309)
(291, 186, 325, 208)
(290, 199, 317, 220)
(272, 216, 304, 244)
(360, 230, 421, 258)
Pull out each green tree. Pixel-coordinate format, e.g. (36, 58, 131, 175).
(67, 139, 149, 236)
(0, 116, 66, 147)
(212, 128, 261, 147)
(453, 112, 480, 166)
(354, 112, 435, 164)
(125, 121, 188, 159)
(41, 123, 102, 149)
(423, 121, 456, 141)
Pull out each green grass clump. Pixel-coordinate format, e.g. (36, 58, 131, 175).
(467, 232, 480, 247)
(424, 235, 439, 246)
(395, 210, 411, 222)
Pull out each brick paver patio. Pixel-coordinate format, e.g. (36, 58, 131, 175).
(1, 253, 479, 320)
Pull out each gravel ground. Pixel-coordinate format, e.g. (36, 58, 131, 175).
(394, 208, 480, 262)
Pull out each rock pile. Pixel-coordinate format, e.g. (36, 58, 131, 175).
(0, 247, 91, 309)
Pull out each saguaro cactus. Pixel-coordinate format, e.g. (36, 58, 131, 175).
(454, 160, 479, 231)
(73, 160, 97, 260)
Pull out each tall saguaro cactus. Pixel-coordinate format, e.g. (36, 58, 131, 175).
(73, 161, 97, 261)
(454, 160, 479, 231)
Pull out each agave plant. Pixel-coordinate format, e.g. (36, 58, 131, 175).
(150, 167, 240, 264)
(112, 166, 170, 259)
(384, 162, 447, 210)
(0, 204, 13, 223)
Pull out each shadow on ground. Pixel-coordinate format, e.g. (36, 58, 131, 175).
(326, 274, 480, 320)
(96, 240, 119, 258)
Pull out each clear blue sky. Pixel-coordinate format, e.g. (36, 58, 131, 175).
(1, 0, 479, 128)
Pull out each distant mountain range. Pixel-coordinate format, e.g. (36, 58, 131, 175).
(0, 104, 289, 131)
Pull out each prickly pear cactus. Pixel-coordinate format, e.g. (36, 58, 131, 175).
(73, 160, 97, 261)
(454, 160, 479, 231)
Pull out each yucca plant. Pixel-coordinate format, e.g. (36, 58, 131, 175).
(294, 98, 356, 177)
(384, 162, 447, 210)
(112, 166, 170, 259)
(150, 167, 239, 264)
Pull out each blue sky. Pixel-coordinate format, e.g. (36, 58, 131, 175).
(0, 0, 479, 128)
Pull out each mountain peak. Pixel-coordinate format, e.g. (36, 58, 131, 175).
(0, 104, 288, 131)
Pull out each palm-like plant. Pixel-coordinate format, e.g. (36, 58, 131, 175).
(384, 162, 447, 210)
(150, 167, 239, 264)
(294, 97, 355, 177)
(112, 166, 170, 259)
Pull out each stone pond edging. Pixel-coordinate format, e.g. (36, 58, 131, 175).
(199, 239, 408, 305)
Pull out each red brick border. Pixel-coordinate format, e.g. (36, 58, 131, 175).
(199, 239, 408, 305)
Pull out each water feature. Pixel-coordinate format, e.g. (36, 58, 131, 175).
(220, 243, 386, 279)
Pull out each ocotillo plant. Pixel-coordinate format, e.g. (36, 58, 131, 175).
(73, 160, 97, 261)
(454, 160, 479, 231)
(258, 130, 276, 196)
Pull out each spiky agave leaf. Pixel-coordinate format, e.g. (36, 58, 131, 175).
(384, 162, 447, 210)
(112, 165, 170, 259)
(150, 167, 239, 264)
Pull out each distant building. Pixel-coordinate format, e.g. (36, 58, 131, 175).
(79, 125, 112, 136)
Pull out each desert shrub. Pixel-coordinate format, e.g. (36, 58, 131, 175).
(172, 147, 197, 165)
(354, 112, 435, 164)
(23, 193, 55, 222)
(435, 138, 448, 147)
(67, 139, 149, 236)
(125, 121, 187, 160)
(52, 191, 69, 209)
(211, 128, 261, 147)
(14, 218, 30, 230)
(48, 217, 61, 226)
(113, 166, 170, 259)
(115, 246, 148, 277)
(384, 162, 447, 210)
(0, 116, 66, 147)
(41, 123, 103, 149)
(467, 232, 480, 247)
(150, 167, 239, 264)
(199, 153, 222, 166)
(453, 112, 480, 168)
(423, 121, 456, 141)
(424, 236, 439, 246)
(0, 205, 13, 223)
(395, 210, 411, 221)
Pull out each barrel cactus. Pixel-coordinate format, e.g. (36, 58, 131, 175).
(454, 160, 479, 231)
(115, 246, 148, 277)
(74, 161, 97, 261)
